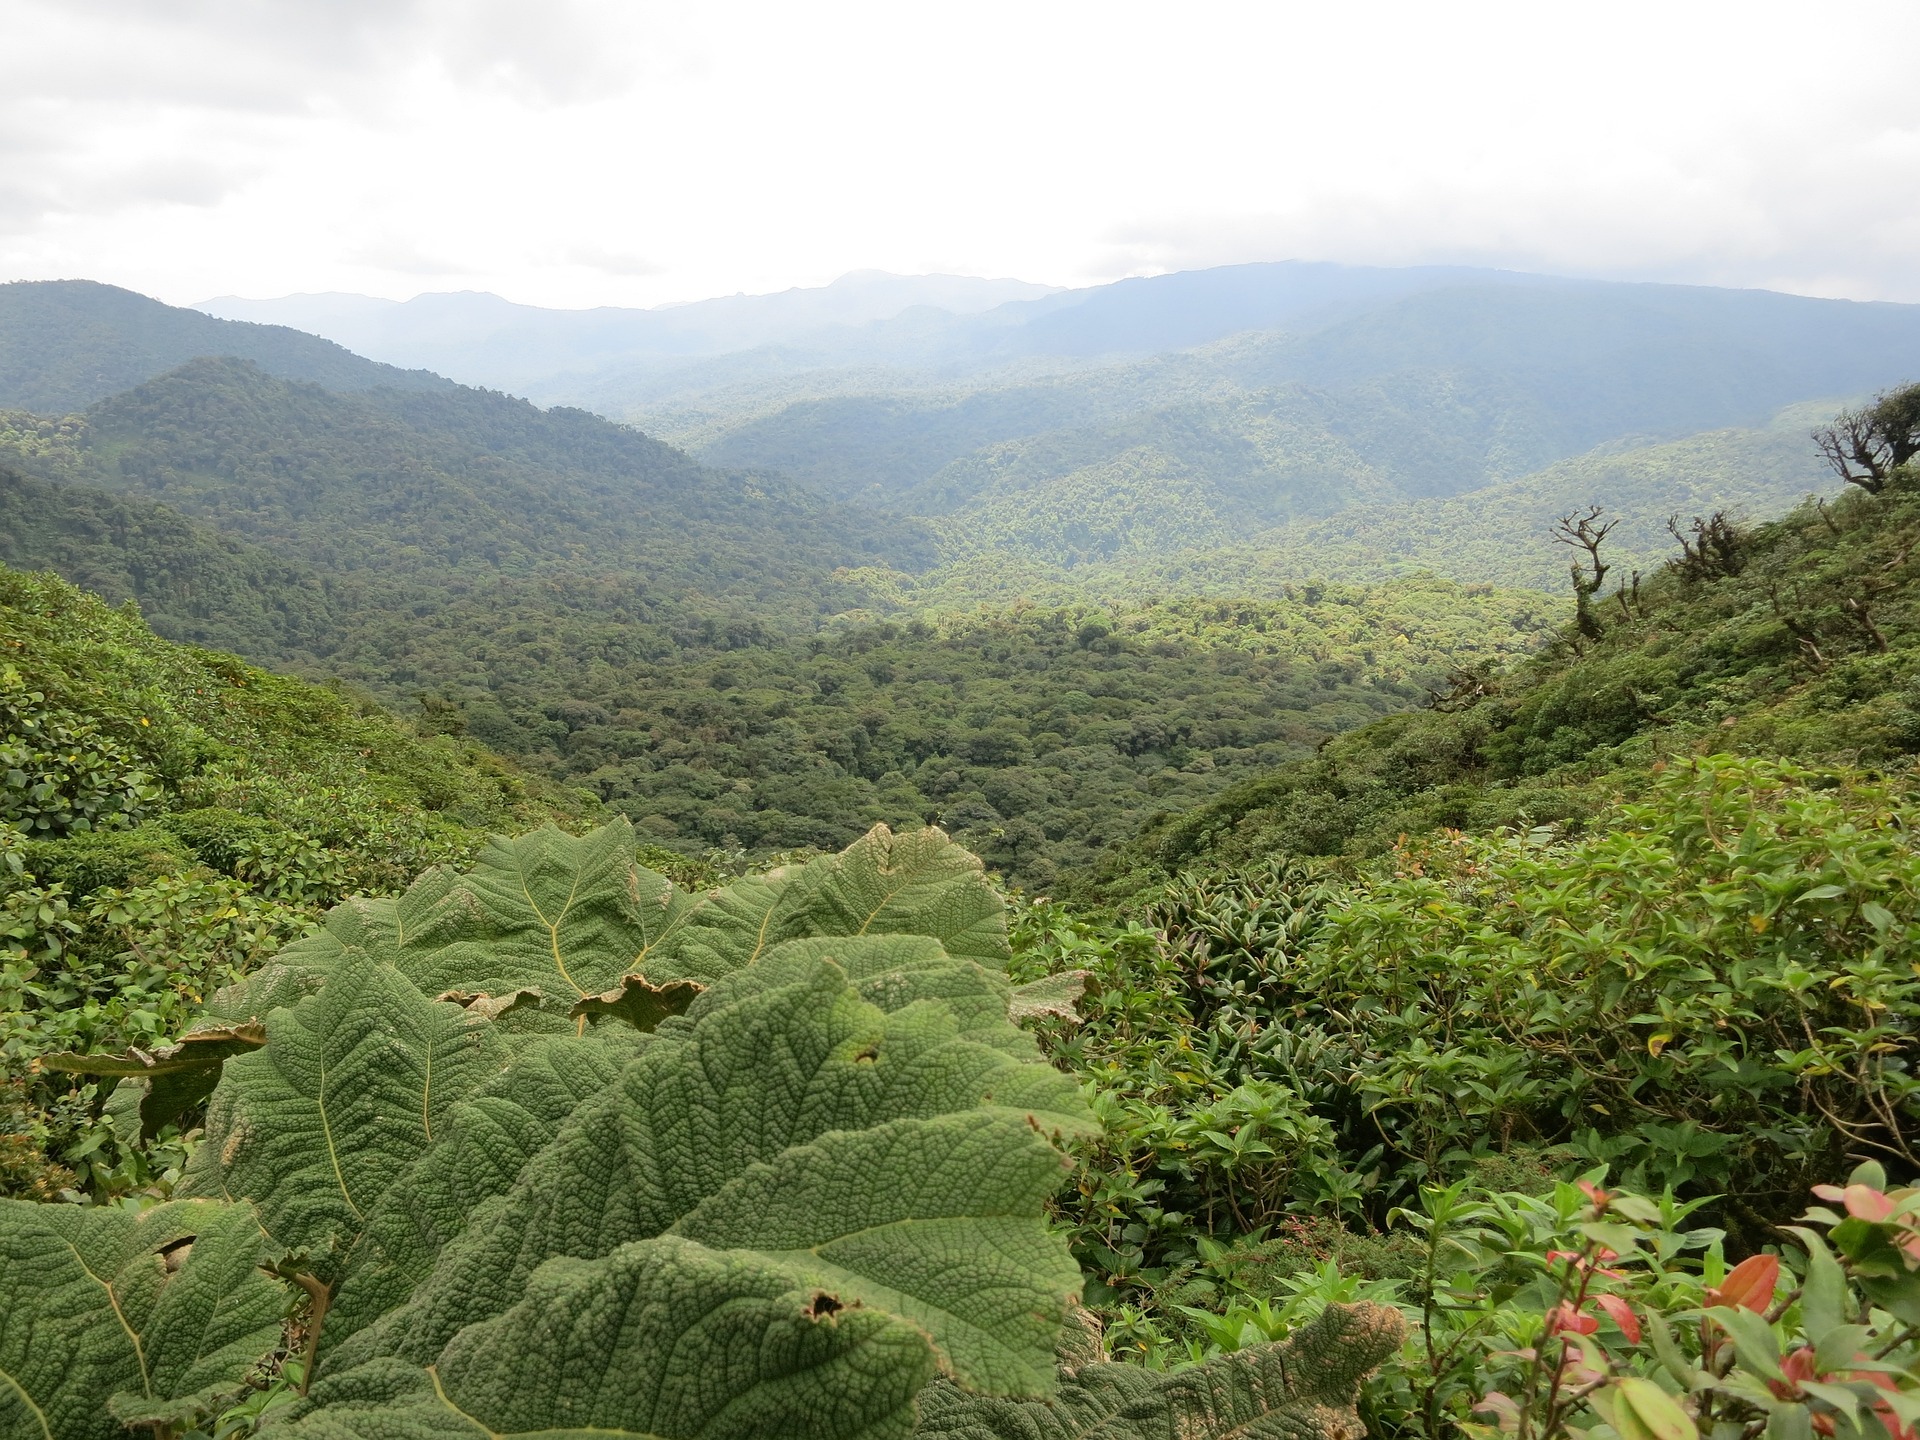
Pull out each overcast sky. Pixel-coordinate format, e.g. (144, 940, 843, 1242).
(5, 0, 1918, 310)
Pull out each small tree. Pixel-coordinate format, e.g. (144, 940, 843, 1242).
(1811, 381, 1920, 493)
(1552, 505, 1616, 641)
(1665, 511, 1746, 581)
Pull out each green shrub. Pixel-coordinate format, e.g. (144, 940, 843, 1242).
(17, 824, 193, 896)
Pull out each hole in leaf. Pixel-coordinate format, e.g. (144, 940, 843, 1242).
(805, 1292, 844, 1319)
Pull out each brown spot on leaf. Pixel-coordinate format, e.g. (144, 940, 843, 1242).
(570, 975, 705, 1032)
(437, 987, 543, 1021)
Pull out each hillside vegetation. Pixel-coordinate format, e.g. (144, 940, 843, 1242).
(2, 288, 1919, 1440)
(0, 460, 341, 656)
(0, 567, 580, 1199)
(0, 280, 449, 412)
(968, 402, 1920, 1440)
(653, 279, 1920, 565)
(1097, 452, 1920, 894)
(0, 354, 1567, 885)
(503, 581, 1554, 885)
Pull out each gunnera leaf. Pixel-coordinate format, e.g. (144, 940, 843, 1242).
(378, 818, 703, 1006)
(39, 1022, 268, 1138)
(180, 946, 520, 1283)
(321, 950, 1094, 1415)
(321, 1023, 647, 1349)
(0, 1198, 284, 1440)
(912, 1303, 1406, 1440)
(284, 1237, 939, 1440)
(670, 824, 1008, 976)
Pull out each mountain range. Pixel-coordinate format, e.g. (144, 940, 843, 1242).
(4, 261, 1917, 874)
(188, 263, 1920, 590)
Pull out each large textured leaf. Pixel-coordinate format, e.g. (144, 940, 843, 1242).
(39, 1022, 268, 1138)
(380, 819, 703, 1006)
(182, 946, 518, 1282)
(321, 1024, 646, 1348)
(325, 950, 1092, 1408)
(0, 1199, 284, 1440)
(671, 824, 1009, 975)
(782, 824, 1009, 967)
(913, 1303, 1406, 1440)
(284, 1238, 940, 1440)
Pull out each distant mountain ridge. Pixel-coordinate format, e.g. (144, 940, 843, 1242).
(196, 271, 1064, 391)
(0, 279, 450, 412)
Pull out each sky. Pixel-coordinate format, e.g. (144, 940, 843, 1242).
(4, 0, 1919, 311)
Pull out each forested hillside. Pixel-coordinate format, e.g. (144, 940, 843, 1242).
(0, 567, 580, 1198)
(0, 356, 931, 597)
(1097, 423, 1920, 894)
(0, 342, 1564, 884)
(0, 280, 449, 412)
(471, 581, 1552, 884)
(647, 277, 1920, 558)
(0, 461, 340, 655)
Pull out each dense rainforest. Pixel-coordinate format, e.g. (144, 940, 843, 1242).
(1, 279, 1917, 1440)
(0, 351, 1557, 884)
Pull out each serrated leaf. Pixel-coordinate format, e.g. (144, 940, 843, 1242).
(0, 1199, 284, 1440)
(912, 1302, 1404, 1440)
(327, 951, 1091, 1401)
(379, 819, 702, 1006)
(748, 935, 1035, 1056)
(183, 946, 518, 1283)
(671, 825, 1008, 976)
(781, 824, 1010, 967)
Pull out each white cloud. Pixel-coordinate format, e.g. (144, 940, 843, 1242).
(2, 0, 1917, 307)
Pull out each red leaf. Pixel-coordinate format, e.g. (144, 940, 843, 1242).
(1842, 1184, 1895, 1222)
(1546, 1303, 1599, 1336)
(1705, 1254, 1779, 1313)
(1594, 1292, 1642, 1344)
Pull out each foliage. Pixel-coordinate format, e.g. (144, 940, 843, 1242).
(5, 819, 1106, 1440)
(551, 580, 1551, 885)
(0, 568, 577, 1201)
(914, 1301, 1405, 1440)
(1352, 1167, 1920, 1440)
(0, 1198, 287, 1440)
(0, 279, 447, 414)
(0, 463, 341, 658)
(1102, 472, 1920, 894)
(1010, 759, 1919, 1313)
